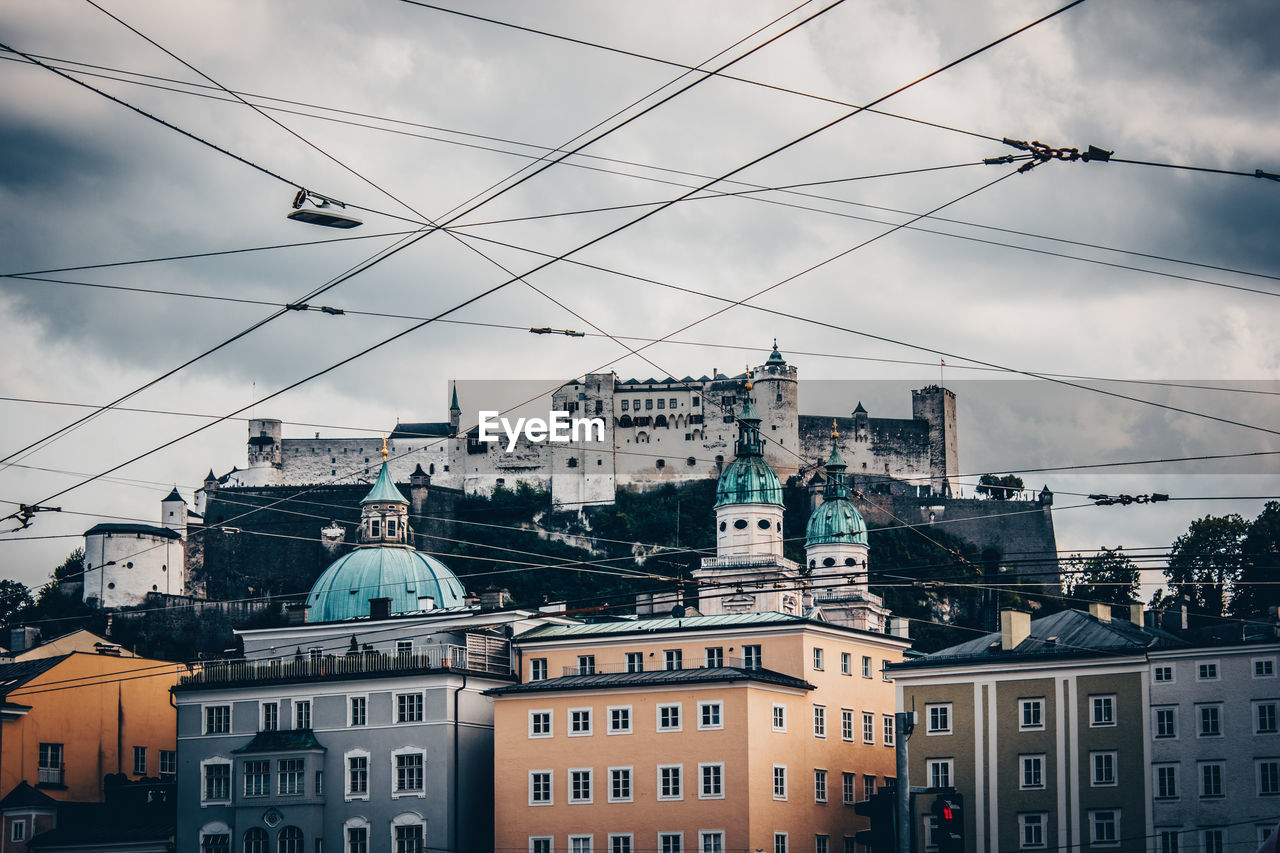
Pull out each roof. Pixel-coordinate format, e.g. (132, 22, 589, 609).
(83, 523, 180, 540)
(389, 422, 452, 439)
(805, 498, 868, 547)
(0, 781, 57, 809)
(0, 656, 69, 698)
(516, 611, 893, 643)
(14, 629, 134, 661)
(891, 609, 1188, 671)
(305, 546, 467, 623)
(766, 342, 786, 364)
(161, 487, 184, 504)
(232, 729, 325, 753)
(715, 394, 782, 508)
(27, 802, 172, 849)
(489, 665, 814, 696)
(361, 461, 409, 505)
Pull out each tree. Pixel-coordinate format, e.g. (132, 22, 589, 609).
(1228, 502, 1280, 618)
(1062, 547, 1141, 606)
(976, 473, 1024, 500)
(0, 579, 33, 627)
(1164, 514, 1249, 617)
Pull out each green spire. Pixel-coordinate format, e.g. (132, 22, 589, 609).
(361, 461, 408, 505)
(734, 385, 762, 457)
(450, 384, 460, 411)
(823, 426, 850, 500)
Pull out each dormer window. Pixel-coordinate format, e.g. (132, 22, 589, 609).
(371, 519, 381, 538)
(387, 519, 397, 538)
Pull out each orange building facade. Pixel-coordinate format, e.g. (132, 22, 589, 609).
(492, 614, 910, 853)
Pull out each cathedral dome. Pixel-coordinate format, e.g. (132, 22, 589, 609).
(305, 546, 467, 623)
(715, 457, 784, 508)
(805, 498, 868, 547)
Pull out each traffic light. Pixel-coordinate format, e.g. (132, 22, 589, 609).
(854, 790, 896, 853)
(931, 792, 965, 853)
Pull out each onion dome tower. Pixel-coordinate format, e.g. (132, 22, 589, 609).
(713, 376, 784, 561)
(306, 438, 466, 622)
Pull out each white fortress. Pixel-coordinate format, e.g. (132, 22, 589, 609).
(210, 344, 958, 510)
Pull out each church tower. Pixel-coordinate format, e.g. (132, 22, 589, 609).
(359, 439, 411, 546)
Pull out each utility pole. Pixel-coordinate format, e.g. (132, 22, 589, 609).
(896, 711, 915, 853)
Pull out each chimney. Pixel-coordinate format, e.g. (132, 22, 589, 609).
(479, 587, 512, 611)
(1000, 609, 1030, 651)
(1088, 602, 1111, 623)
(285, 603, 308, 625)
(1128, 602, 1144, 626)
(890, 617, 910, 639)
(369, 597, 392, 621)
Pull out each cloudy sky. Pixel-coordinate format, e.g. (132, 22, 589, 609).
(1, 0, 1277, 595)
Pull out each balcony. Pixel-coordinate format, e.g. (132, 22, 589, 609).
(180, 641, 512, 688)
(562, 658, 749, 677)
(699, 554, 800, 572)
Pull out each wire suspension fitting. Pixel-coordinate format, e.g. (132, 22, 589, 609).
(1001, 138, 1114, 173)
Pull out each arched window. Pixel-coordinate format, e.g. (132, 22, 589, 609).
(655, 414, 668, 428)
(199, 823, 230, 853)
(392, 813, 426, 853)
(618, 414, 633, 428)
(243, 828, 268, 853)
(278, 827, 304, 853)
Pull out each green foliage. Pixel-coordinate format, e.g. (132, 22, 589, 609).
(1228, 502, 1280, 618)
(1164, 513, 1249, 617)
(1061, 547, 1141, 606)
(976, 473, 1024, 500)
(0, 579, 33, 627)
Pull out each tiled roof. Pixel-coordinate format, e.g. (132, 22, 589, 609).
(0, 656, 68, 698)
(488, 665, 813, 695)
(891, 609, 1188, 670)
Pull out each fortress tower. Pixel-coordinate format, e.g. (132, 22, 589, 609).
(911, 385, 958, 497)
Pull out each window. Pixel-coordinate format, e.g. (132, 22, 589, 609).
(862, 656, 872, 678)
(863, 712, 875, 744)
(530, 658, 548, 681)
(609, 706, 631, 734)
(294, 699, 311, 730)
(659, 764, 683, 800)
(395, 824, 424, 853)
(1020, 698, 1044, 730)
(927, 704, 952, 734)
(570, 708, 592, 735)
(923, 816, 938, 851)
(815, 836, 829, 853)
(244, 759, 270, 797)
(705, 647, 723, 668)
(1258, 702, 1278, 734)
(1021, 755, 1045, 789)
(1155, 706, 1178, 738)
(928, 759, 952, 789)
(1157, 830, 1180, 853)
(1256, 658, 1276, 678)
(814, 769, 828, 802)
(205, 705, 230, 734)
(160, 749, 177, 780)
(621, 399, 629, 411)
(660, 834, 682, 853)
(1019, 814, 1046, 849)
(1200, 762, 1224, 798)
(347, 755, 369, 797)
(1153, 664, 1174, 683)
(664, 649, 683, 671)
(864, 775, 877, 800)
(530, 771, 552, 804)
(813, 705, 826, 737)
(278, 758, 304, 795)
(531, 710, 553, 737)
(612, 836, 634, 853)
(1090, 811, 1118, 846)
(11, 821, 25, 843)
(201, 834, 230, 853)
(658, 703, 682, 731)
(841, 709, 854, 741)
(1155, 764, 1179, 799)
(841, 652, 852, 675)
(396, 639, 412, 656)
(1201, 830, 1225, 853)
(1199, 704, 1222, 736)
(133, 745, 147, 775)
(842, 772, 855, 805)
(1197, 661, 1220, 681)
(701, 832, 724, 853)
(395, 752, 425, 795)
(1091, 695, 1115, 726)
(699, 701, 722, 730)
(346, 827, 369, 853)
(1091, 751, 1117, 786)
(202, 761, 231, 802)
(609, 767, 633, 802)
(700, 763, 724, 798)
(1260, 760, 1280, 795)
(744, 645, 762, 670)
(657, 399, 665, 410)
(397, 693, 423, 723)
(570, 768, 593, 803)
(772, 704, 787, 731)
(626, 652, 644, 673)
(883, 715, 895, 746)
(774, 833, 788, 853)
(813, 648, 825, 670)
(578, 655, 596, 675)
(261, 701, 279, 731)
(773, 765, 788, 800)
(349, 696, 367, 727)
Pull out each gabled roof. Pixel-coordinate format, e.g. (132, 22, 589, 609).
(892, 609, 1187, 670)
(0, 781, 58, 809)
(0, 656, 69, 698)
(488, 665, 813, 696)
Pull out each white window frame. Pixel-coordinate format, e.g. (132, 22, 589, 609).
(814, 768, 828, 803)
(1256, 700, 1279, 735)
(293, 696, 312, 730)
(658, 832, 683, 853)
(608, 705, 633, 735)
(1019, 697, 1045, 731)
(813, 647, 825, 671)
(568, 767, 593, 804)
(657, 764, 684, 801)
(569, 707, 593, 736)
(10, 819, 25, 843)
(927, 758, 953, 790)
(1153, 705, 1179, 739)
(529, 769, 554, 806)
(1200, 829, 1225, 853)
(813, 705, 826, 738)
(1196, 660, 1220, 681)
(608, 766, 634, 803)
(1258, 759, 1280, 796)
(530, 658, 548, 681)
(883, 715, 895, 747)
(1254, 657, 1277, 678)
(774, 832, 788, 853)
(610, 835, 634, 853)
(699, 831, 725, 853)
(1153, 664, 1175, 684)
(1199, 761, 1225, 798)
(1198, 703, 1223, 738)
(1018, 813, 1048, 850)
(841, 708, 854, 741)
(529, 838, 553, 853)
(773, 764, 788, 801)
(347, 694, 368, 727)
(842, 771, 856, 805)
(390, 747, 426, 799)
(1020, 754, 1045, 790)
(697, 701, 723, 731)
(926, 703, 952, 735)
(1090, 694, 1116, 727)
(841, 652, 852, 675)
(202, 703, 231, 735)
(657, 702, 683, 732)
(569, 834, 593, 853)
(394, 691, 424, 724)
(1089, 810, 1119, 847)
(344, 748, 371, 802)
(772, 703, 787, 732)
(863, 712, 876, 744)
(699, 762, 724, 800)
(259, 700, 279, 731)
(529, 709, 553, 738)
(199, 757, 232, 805)
(1091, 751, 1117, 787)
(862, 656, 872, 678)
(1154, 763, 1179, 800)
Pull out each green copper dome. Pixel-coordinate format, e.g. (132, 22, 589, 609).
(306, 546, 467, 623)
(714, 390, 783, 507)
(805, 498, 868, 546)
(362, 461, 409, 504)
